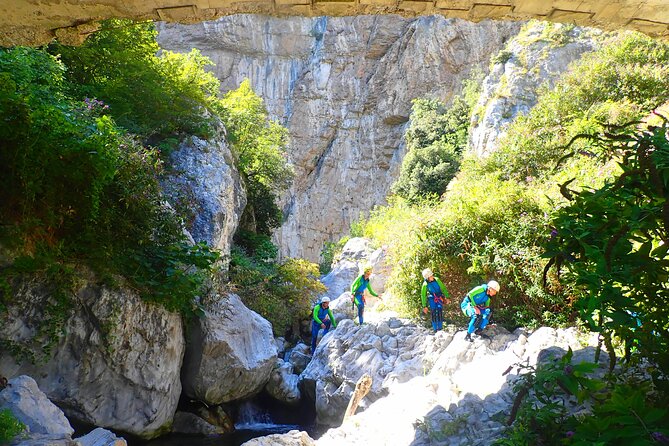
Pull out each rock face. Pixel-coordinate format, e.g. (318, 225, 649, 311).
(181, 293, 278, 405)
(0, 375, 73, 445)
(158, 16, 521, 262)
(298, 317, 605, 443)
(469, 22, 601, 157)
(264, 358, 301, 405)
(162, 125, 247, 264)
(0, 281, 184, 439)
(241, 429, 315, 446)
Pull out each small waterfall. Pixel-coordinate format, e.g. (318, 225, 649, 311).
(235, 400, 299, 431)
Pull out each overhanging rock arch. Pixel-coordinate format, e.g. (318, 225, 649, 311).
(2, 0, 668, 46)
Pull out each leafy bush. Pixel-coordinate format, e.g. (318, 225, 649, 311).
(0, 409, 25, 444)
(496, 349, 669, 446)
(0, 45, 219, 324)
(51, 19, 220, 139)
(230, 245, 325, 337)
(545, 122, 669, 386)
(217, 79, 294, 235)
(487, 31, 669, 182)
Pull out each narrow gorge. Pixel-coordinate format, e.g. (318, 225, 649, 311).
(2, 9, 668, 446)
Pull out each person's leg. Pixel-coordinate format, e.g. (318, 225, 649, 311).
(466, 307, 478, 334)
(478, 308, 491, 331)
(311, 322, 320, 354)
(429, 301, 438, 331)
(435, 304, 443, 331)
(356, 296, 365, 324)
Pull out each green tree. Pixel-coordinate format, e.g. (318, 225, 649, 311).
(392, 93, 472, 202)
(217, 79, 294, 234)
(51, 19, 220, 139)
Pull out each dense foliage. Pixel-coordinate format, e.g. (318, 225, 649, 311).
(229, 232, 325, 336)
(392, 75, 481, 202)
(0, 45, 220, 327)
(0, 409, 25, 444)
(51, 19, 219, 140)
(545, 122, 669, 386)
(217, 79, 294, 235)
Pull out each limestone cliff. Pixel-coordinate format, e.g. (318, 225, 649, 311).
(158, 15, 521, 262)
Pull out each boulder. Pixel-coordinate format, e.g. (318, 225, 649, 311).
(0, 282, 184, 439)
(265, 359, 301, 405)
(0, 375, 73, 445)
(171, 411, 224, 435)
(241, 430, 315, 446)
(286, 343, 312, 375)
(162, 127, 247, 267)
(74, 428, 126, 446)
(181, 293, 278, 404)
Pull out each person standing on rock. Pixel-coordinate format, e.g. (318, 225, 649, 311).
(350, 265, 379, 325)
(421, 268, 450, 332)
(311, 296, 337, 354)
(461, 280, 500, 341)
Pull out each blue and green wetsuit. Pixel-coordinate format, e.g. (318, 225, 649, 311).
(461, 284, 492, 334)
(421, 277, 449, 331)
(350, 274, 378, 324)
(311, 303, 337, 353)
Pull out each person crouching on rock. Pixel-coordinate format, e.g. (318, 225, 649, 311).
(421, 268, 450, 332)
(350, 265, 379, 325)
(461, 280, 500, 342)
(311, 296, 337, 354)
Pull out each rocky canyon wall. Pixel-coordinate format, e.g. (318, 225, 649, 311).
(158, 15, 521, 262)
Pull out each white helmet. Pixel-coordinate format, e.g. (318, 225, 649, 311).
(321, 296, 331, 303)
(422, 268, 433, 280)
(487, 280, 500, 292)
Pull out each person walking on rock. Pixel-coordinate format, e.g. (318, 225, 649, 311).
(461, 280, 500, 341)
(311, 296, 337, 354)
(350, 266, 379, 325)
(421, 268, 450, 332)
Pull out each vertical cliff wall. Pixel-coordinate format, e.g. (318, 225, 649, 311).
(158, 15, 521, 261)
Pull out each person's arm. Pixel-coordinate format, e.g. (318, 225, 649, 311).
(328, 309, 337, 328)
(366, 280, 378, 297)
(350, 275, 362, 294)
(436, 278, 449, 300)
(421, 282, 428, 308)
(313, 305, 323, 324)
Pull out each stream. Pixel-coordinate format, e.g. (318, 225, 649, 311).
(131, 394, 317, 446)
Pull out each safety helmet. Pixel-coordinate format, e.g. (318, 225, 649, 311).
(487, 280, 501, 292)
(422, 268, 433, 280)
(321, 296, 331, 303)
(363, 265, 373, 274)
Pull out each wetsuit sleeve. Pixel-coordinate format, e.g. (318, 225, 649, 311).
(421, 281, 427, 307)
(313, 305, 323, 324)
(436, 278, 449, 298)
(351, 275, 362, 294)
(366, 281, 378, 297)
(328, 309, 337, 328)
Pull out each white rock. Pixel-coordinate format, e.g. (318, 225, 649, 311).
(181, 293, 278, 404)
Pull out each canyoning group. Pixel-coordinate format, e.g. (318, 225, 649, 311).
(311, 264, 501, 352)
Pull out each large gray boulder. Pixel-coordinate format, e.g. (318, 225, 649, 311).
(242, 430, 315, 446)
(0, 375, 73, 445)
(264, 359, 301, 405)
(181, 293, 278, 404)
(0, 281, 184, 439)
(162, 126, 247, 267)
